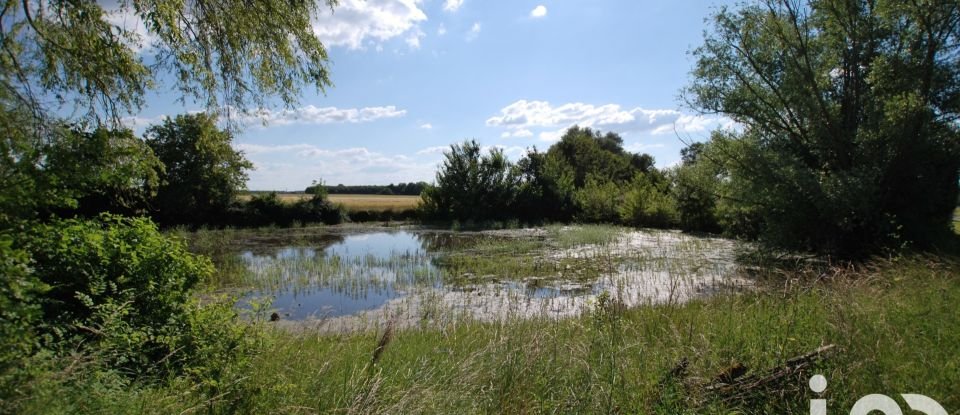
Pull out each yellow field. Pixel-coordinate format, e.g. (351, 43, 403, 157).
(328, 194, 421, 212)
(241, 193, 421, 212)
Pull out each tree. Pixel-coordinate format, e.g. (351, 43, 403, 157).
(547, 126, 639, 187)
(44, 126, 163, 216)
(1, 0, 336, 222)
(420, 141, 519, 222)
(686, 0, 960, 256)
(145, 113, 253, 225)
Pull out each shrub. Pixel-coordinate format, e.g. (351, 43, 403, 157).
(574, 177, 621, 223)
(619, 174, 677, 228)
(0, 233, 46, 392)
(17, 215, 217, 376)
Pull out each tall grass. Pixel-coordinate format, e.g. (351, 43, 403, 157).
(10, 254, 958, 414)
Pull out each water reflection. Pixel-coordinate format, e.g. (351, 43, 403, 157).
(232, 228, 746, 326)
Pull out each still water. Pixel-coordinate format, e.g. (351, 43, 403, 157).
(231, 228, 746, 328)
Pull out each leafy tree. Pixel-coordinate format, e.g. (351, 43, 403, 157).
(620, 173, 678, 228)
(686, 0, 960, 255)
(145, 113, 253, 225)
(44, 126, 163, 216)
(421, 141, 519, 222)
(0, 0, 336, 222)
(673, 142, 722, 233)
(513, 149, 577, 221)
(574, 177, 622, 223)
(546, 126, 639, 187)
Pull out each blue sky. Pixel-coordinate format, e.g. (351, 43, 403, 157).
(123, 0, 734, 190)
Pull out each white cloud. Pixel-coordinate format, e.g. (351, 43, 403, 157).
(239, 143, 439, 189)
(405, 28, 426, 49)
(487, 100, 729, 139)
(119, 114, 166, 130)
(501, 129, 534, 138)
(417, 146, 449, 155)
(244, 105, 406, 126)
(437, 24, 447, 36)
(530, 5, 548, 18)
(312, 0, 427, 50)
(625, 142, 666, 153)
(419, 123, 433, 130)
(466, 22, 482, 41)
(443, 0, 464, 12)
(236, 143, 319, 155)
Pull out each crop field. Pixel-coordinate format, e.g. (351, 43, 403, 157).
(328, 194, 421, 212)
(242, 193, 421, 212)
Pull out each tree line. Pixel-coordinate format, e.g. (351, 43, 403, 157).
(306, 182, 429, 196)
(1, 0, 958, 412)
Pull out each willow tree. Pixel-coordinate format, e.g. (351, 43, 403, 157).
(0, 0, 336, 219)
(686, 0, 960, 255)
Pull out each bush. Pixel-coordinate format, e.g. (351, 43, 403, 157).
(240, 192, 345, 227)
(0, 233, 46, 392)
(619, 174, 677, 228)
(573, 177, 621, 223)
(420, 141, 518, 222)
(17, 215, 217, 376)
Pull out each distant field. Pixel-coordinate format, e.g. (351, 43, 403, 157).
(241, 193, 421, 212)
(328, 194, 421, 212)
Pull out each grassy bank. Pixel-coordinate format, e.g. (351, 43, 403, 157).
(13, 253, 959, 414)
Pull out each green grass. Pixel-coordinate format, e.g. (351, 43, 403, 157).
(14, 254, 960, 414)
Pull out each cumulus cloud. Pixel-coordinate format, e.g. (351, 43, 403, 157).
(466, 22, 482, 41)
(443, 0, 464, 12)
(487, 100, 729, 141)
(501, 129, 534, 138)
(243, 105, 406, 126)
(530, 5, 548, 18)
(419, 123, 433, 129)
(312, 0, 427, 50)
(239, 143, 439, 189)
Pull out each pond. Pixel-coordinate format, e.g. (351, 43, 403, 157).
(226, 226, 749, 331)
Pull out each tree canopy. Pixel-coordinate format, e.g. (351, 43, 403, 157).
(145, 113, 252, 225)
(685, 0, 960, 255)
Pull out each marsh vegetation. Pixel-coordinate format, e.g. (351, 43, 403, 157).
(2, 0, 959, 413)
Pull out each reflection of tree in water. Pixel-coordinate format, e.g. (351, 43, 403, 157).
(414, 231, 485, 252)
(241, 233, 346, 258)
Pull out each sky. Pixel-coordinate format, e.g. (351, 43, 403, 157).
(122, 0, 736, 191)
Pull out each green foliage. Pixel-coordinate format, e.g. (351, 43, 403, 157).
(420, 140, 519, 221)
(0, 232, 47, 391)
(574, 177, 622, 223)
(421, 127, 663, 224)
(146, 113, 253, 225)
(242, 192, 346, 227)
(17, 215, 215, 375)
(1, 0, 335, 125)
(43, 126, 163, 216)
(312, 182, 429, 196)
(546, 126, 642, 187)
(686, 0, 960, 256)
(619, 174, 677, 228)
(672, 143, 721, 233)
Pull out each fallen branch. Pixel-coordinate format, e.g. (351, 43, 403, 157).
(705, 344, 836, 399)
